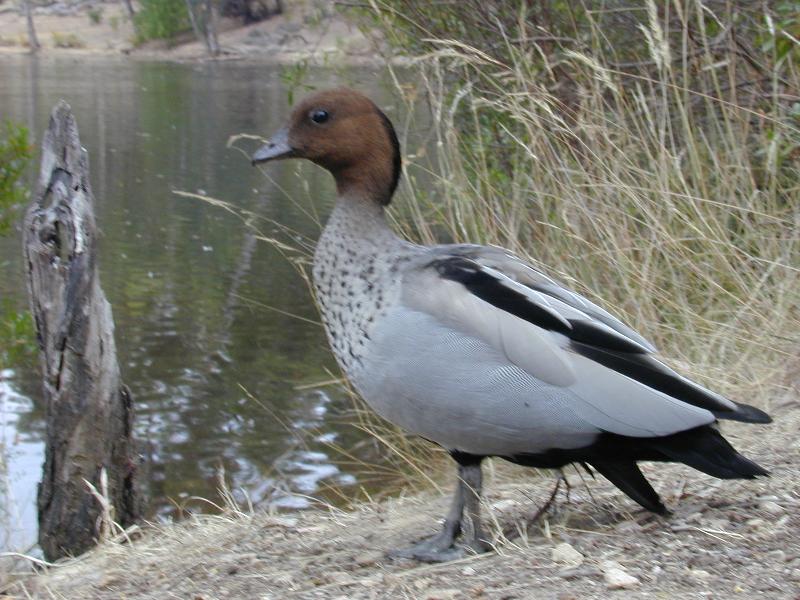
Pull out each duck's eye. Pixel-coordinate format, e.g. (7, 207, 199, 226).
(310, 109, 330, 124)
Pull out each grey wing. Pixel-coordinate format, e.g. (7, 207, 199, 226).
(435, 243, 656, 352)
(448, 245, 772, 422)
(356, 304, 602, 456)
(390, 246, 762, 448)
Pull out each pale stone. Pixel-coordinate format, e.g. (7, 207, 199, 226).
(759, 500, 784, 516)
(604, 568, 640, 590)
(551, 542, 584, 567)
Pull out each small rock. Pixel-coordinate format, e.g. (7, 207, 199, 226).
(551, 542, 584, 567)
(601, 560, 624, 572)
(745, 518, 764, 529)
(424, 590, 461, 600)
(325, 571, 353, 585)
(354, 551, 382, 567)
(469, 583, 486, 597)
(759, 501, 784, 516)
(601, 562, 639, 590)
(689, 569, 712, 582)
(704, 518, 730, 531)
(604, 568, 640, 590)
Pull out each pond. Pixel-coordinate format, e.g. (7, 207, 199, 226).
(0, 54, 413, 553)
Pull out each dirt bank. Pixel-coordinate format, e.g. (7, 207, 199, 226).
(0, 0, 376, 64)
(5, 381, 798, 599)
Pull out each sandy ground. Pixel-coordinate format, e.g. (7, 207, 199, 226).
(0, 0, 376, 63)
(3, 376, 798, 599)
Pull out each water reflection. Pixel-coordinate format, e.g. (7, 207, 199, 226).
(0, 370, 43, 553)
(0, 55, 405, 552)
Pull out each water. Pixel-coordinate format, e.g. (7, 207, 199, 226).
(0, 55, 407, 552)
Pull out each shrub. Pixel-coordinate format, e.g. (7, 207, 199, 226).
(0, 122, 35, 368)
(0, 121, 32, 235)
(51, 32, 86, 48)
(88, 7, 103, 25)
(134, 0, 191, 44)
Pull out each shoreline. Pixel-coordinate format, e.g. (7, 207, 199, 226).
(0, 1, 389, 66)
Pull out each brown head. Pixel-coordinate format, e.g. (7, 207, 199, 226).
(252, 88, 401, 206)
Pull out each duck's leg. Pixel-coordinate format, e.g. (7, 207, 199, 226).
(388, 453, 490, 562)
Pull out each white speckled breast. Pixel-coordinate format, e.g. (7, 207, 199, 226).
(312, 196, 417, 380)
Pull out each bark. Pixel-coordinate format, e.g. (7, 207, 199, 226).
(24, 102, 139, 561)
(122, 0, 135, 18)
(22, 0, 40, 52)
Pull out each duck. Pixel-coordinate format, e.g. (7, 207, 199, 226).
(251, 87, 771, 563)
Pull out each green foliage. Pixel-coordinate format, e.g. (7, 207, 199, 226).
(0, 301, 36, 369)
(0, 122, 35, 369)
(758, 1, 800, 64)
(51, 32, 87, 48)
(0, 121, 32, 236)
(88, 7, 104, 25)
(134, 0, 191, 44)
(279, 59, 314, 105)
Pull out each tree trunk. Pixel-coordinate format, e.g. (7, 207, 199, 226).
(184, 0, 210, 52)
(122, 0, 135, 18)
(23, 102, 139, 561)
(205, 0, 220, 56)
(22, 0, 40, 52)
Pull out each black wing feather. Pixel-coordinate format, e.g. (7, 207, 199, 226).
(431, 255, 772, 424)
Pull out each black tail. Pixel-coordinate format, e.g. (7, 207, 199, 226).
(588, 426, 768, 513)
(644, 425, 769, 479)
(716, 401, 772, 424)
(589, 461, 668, 514)
(506, 424, 769, 514)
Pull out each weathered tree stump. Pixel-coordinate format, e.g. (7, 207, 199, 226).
(23, 102, 139, 560)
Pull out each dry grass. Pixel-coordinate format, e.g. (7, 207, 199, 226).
(382, 1, 799, 420)
(6, 396, 799, 598)
(204, 0, 799, 505)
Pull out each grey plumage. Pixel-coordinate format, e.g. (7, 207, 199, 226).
(313, 205, 746, 455)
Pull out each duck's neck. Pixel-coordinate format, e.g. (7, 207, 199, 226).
(317, 193, 401, 258)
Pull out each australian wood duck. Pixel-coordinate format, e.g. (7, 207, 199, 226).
(252, 88, 771, 562)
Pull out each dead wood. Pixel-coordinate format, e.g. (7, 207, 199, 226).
(23, 101, 139, 560)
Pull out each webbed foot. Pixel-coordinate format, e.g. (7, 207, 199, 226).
(389, 454, 490, 563)
(388, 532, 490, 563)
